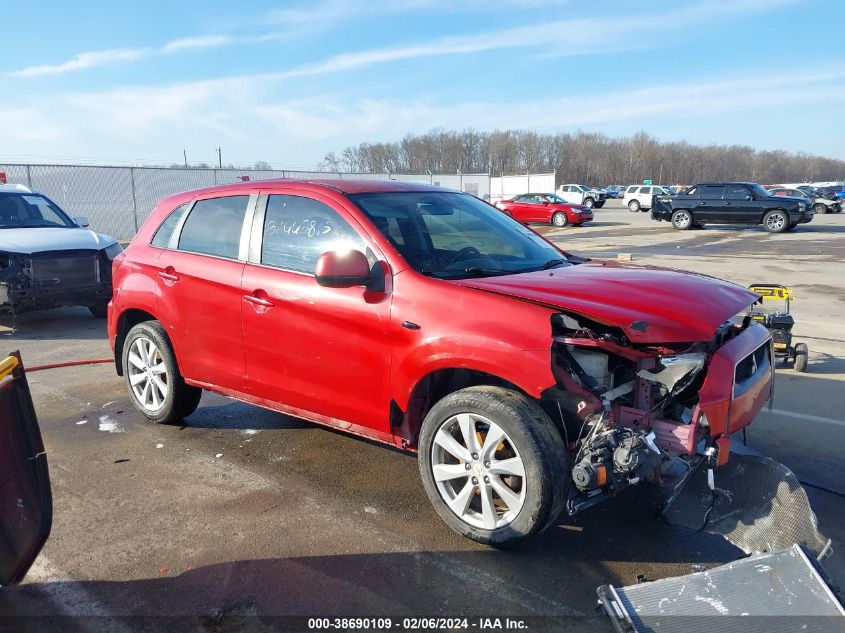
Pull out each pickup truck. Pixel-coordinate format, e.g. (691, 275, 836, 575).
(651, 182, 814, 232)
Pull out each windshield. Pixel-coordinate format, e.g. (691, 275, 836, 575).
(349, 191, 571, 279)
(0, 193, 75, 229)
(750, 184, 771, 198)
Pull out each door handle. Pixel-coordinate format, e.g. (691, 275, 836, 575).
(699, 202, 708, 206)
(158, 268, 179, 284)
(244, 294, 275, 309)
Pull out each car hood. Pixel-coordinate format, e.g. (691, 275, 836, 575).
(770, 195, 810, 205)
(451, 261, 759, 343)
(0, 227, 117, 254)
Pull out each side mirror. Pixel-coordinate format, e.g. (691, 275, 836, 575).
(73, 216, 90, 228)
(542, 201, 550, 205)
(315, 250, 371, 288)
(745, 194, 754, 200)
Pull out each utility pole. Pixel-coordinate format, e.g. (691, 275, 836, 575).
(217, 147, 222, 168)
(183, 149, 188, 168)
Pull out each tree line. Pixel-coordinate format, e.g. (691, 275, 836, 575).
(318, 129, 845, 185)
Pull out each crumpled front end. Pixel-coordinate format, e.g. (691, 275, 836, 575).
(544, 310, 774, 516)
(1, 249, 112, 315)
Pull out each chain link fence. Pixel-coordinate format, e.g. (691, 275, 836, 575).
(0, 163, 494, 240)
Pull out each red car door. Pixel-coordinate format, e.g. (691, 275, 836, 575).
(240, 190, 393, 434)
(154, 192, 255, 393)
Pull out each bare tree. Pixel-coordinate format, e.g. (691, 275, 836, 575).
(319, 129, 845, 185)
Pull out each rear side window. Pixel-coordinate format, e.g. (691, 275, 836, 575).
(178, 195, 249, 259)
(698, 185, 725, 199)
(150, 203, 189, 248)
(261, 195, 366, 274)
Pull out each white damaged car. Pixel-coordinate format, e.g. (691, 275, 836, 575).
(0, 184, 122, 317)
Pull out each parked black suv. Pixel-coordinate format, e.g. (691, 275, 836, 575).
(651, 182, 814, 233)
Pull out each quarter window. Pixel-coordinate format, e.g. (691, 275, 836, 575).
(261, 195, 366, 274)
(151, 203, 189, 248)
(177, 195, 249, 259)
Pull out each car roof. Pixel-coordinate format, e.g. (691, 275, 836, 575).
(154, 178, 453, 212)
(694, 182, 758, 186)
(0, 184, 33, 193)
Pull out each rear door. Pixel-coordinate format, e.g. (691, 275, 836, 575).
(694, 185, 725, 222)
(154, 192, 257, 392)
(0, 353, 52, 586)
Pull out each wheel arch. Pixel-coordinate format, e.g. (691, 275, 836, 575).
(393, 367, 537, 451)
(113, 307, 159, 376)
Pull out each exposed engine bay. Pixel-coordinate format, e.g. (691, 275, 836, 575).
(545, 310, 772, 516)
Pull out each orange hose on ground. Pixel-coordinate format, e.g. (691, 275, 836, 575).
(28, 358, 114, 372)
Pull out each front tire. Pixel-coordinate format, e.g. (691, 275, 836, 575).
(583, 197, 595, 209)
(671, 210, 693, 230)
(418, 386, 569, 547)
(122, 321, 202, 423)
(813, 203, 827, 215)
(763, 210, 788, 233)
(551, 212, 569, 227)
(628, 200, 640, 212)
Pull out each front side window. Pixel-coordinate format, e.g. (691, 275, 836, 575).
(0, 193, 74, 229)
(350, 191, 568, 280)
(178, 195, 249, 259)
(725, 185, 749, 199)
(261, 195, 366, 274)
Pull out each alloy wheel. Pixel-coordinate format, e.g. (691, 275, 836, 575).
(673, 211, 691, 229)
(766, 213, 785, 231)
(430, 412, 526, 530)
(127, 337, 169, 413)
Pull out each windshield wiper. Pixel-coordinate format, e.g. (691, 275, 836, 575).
(538, 258, 569, 270)
(460, 267, 515, 278)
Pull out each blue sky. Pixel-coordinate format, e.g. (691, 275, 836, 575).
(1, 0, 843, 168)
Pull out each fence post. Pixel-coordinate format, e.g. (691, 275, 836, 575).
(25, 164, 32, 188)
(130, 167, 139, 234)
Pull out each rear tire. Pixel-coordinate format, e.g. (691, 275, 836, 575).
(628, 200, 641, 212)
(763, 210, 788, 233)
(122, 321, 202, 424)
(794, 343, 808, 372)
(417, 386, 569, 547)
(551, 212, 568, 227)
(671, 210, 693, 230)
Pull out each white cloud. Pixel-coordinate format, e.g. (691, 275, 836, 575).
(161, 35, 234, 53)
(9, 48, 148, 77)
(3, 64, 842, 166)
(7, 0, 799, 78)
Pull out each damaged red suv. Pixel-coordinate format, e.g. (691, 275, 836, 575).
(108, 180, 773, 546)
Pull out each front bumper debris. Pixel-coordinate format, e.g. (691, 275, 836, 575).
(598, 543, 845, 632)
(662, 452, 829, 557)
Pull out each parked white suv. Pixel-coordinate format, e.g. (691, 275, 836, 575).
(623, 185, 669, 212)
(0, 184, 122, 317)
(556, 184, 606, 209)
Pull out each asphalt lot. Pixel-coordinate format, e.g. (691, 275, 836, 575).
(1, 199, 843, 628)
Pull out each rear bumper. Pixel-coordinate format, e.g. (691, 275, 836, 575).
(697, 322, 774, 437)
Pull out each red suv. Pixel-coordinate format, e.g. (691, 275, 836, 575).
(109, 180, 773, 546)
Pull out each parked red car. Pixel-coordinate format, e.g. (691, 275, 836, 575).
(109, 180, 772, 546)
(495, 193, 592, 227)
